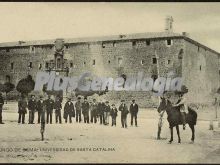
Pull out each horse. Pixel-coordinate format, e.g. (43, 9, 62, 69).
(157, 97, 197, 144)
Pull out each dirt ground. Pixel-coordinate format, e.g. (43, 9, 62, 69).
(0, 106, 219, 163)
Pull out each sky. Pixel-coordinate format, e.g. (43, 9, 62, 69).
(0, 2, 220, 52)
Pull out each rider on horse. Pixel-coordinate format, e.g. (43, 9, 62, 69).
(173, 92, 188, 130)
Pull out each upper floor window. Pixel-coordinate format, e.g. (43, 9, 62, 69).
(28, 62, 33, 68)
(132, 41, 137, 47)
(92, 60, 96, 66)
(70, 62, 73, 68)
(113, 42, 116, 47)
(10, 62, 14, 70)
(166, 39, 172, 46)
(29, 46, 35, 53)
(152, 58, 157, 64)
(102, 43, 106, 48)
(141, 60, 144, 65)
(146, 40, 151, 46)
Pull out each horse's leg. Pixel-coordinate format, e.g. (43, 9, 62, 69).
(157, 117, 162, 140)
(176, 125, 181, 143)
(189, 124, 195, 143)
(168, 127, 173, 144)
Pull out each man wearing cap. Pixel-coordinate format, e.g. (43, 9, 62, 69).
(54, 96, 62, 124)
(45, 95, 55, 124)
(36, 95, 44, 124)
(90, 99, 98, 123)
(63, 97, 75, 123)
(75, 97, 82, 123)
(119, 100, 129, 128)
(129, 99, 139, 127)
(28, 95, 37, 124)
(0, 93, 5, 124)
(82, 97, 90, 123)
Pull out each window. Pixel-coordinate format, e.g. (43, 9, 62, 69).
(141, 60, 144, 65)
(29, 46, 35, 53)
(10, 62, 14, 70)
(200, 65, 202, 71)
(113, 42, 116, 47)
(167, 60, 171, 65)
(92, 60, 95, 66)
(45, 62, 49, 69)
(132, 41, 136, 47)
(198, 46, 200, 52)
(6, 75, 10, 83)
(88, 44, 90, 49)
(83, 61, 86, 67)
(29, 62, 33, 68)
(57, 58, 61, 69)
(118, 58, 123, 66)
(38, 64, 42, 70)
(102, 43, 105, 48)
(152, 58, 157, 64)
(166, 39, 172, 46)
(70, 62, 73, 68)
(146, 40, 150, 46)
(108, 60, 111, 64)
(65, 45, 69, 49)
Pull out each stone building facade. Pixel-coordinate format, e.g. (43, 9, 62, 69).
(0, 18, 219, 107)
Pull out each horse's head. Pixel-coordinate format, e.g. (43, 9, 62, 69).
(157, 97, 167, 113)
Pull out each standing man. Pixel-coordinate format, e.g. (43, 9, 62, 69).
(75, 97, 82, 123)
(0, 93, 4, 124)
(98, 100, 105, 125)
(36, 95, 44, 124)
(45, 95, 54, 124)
(90, 99, 98, 123)
(119, 100, 129, 128)
(63, 97, 75, 123)
(28, 95, 37, 124)
(18, 95, 28, 124)
(129, 99, 139, 127)
(110, 104, 118, 126)
(104, 101, 111, 125)
(82, 97, 90, 124)
(54, 96, 62, 124)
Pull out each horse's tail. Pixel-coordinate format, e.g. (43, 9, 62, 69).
(188, 107, 197, 125)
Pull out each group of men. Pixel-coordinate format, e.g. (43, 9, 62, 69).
(15, 93, 139, 128)
(0, 92, 139, 127)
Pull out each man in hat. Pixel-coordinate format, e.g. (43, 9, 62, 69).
(110, 104, 118, 126)
(36, 95, 44, 124)
(97, 100, 105, 125)
(45, 95, 55, 124)
(104, 101, 111, 125)
(18, 95, 28, 124)
(82, 97, 90, 124)
(129, 99, 139, 127)
(63, 97, 75, 123)
(75, 97, 82, 123)
(0, 93, 4, 124)
(119, 100, 129, 128)
(90, 98, 98, 123)
(54, 96, 62, 124)
(28, 95, 37, 124)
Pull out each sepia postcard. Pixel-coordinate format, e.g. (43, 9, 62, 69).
(0, 2, 219, 164)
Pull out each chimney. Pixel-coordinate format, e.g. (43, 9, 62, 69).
(182, 32, 189, 37)
(165, 16, 174, 32)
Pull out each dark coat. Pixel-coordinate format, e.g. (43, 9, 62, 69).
(90, 103, 98, 114)
(45, 99, 55, 113)
(82, 102, 90, 115)
(75, 101, 82, 111)
(119, 104, 129, 117)
(63, 101, 75, 119)
(110, 108, 118, 118)
(129, 103, 139, 114)
(28, 99, 37, 111)
(104, 105, 111, 113)
(97, 102, 105, 115)
(36, 100, 44, 112)
(54, 100, 62, 111)
(0, 96, 4, 110)
(18, 99, 27, 114)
